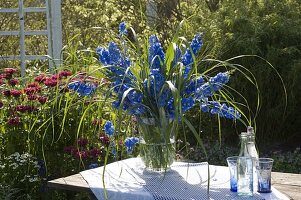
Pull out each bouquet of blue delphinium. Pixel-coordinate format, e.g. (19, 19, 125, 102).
(96, 22, 242, 168)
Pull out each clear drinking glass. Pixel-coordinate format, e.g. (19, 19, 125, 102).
(256, 158, 274, 193)
(227, 156, 238, 192)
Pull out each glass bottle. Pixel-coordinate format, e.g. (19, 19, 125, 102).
(237, 132, 253, 197)
(247, 126, 259, 191)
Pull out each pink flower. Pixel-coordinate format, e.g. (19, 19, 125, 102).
(34, 74, 46, 83)
(7, 116, 21, 126)
(38, 96, 48, 104)
(0, 79, 4, 85)
(10, 89, 22, 97)
(9, 79, 19, 86)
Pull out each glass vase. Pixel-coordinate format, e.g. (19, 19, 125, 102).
(138, 118, 176, 172)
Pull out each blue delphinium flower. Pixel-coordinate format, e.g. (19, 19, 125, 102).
(104, 121, 115, 136)
(124, 137, 139, 154)
(96, 47, 110, 65)
(209, 72, 230, 91)
(68, 81, 97, 96)
(89, 163, 99, 169)
(148, 69, 165, 96)
(195, 72, 230, 99)
(128, 105, 146, 115)
(78, 83, 97, 96)
(96, 42, 131, 76)
(119, 22, 127, 35)
(181, 97, 195, 112)
(182, 33, 203, 78)
(68, 81, 80, 91)
(128, 90, 143, 104)
(183, 76, 205, 96)
(173, 45, 182, 67)
(201, 103, 210, 112)
(201, 101, 241, 119)
(166, 98, 176, 119)
(148, 35, 165, 69)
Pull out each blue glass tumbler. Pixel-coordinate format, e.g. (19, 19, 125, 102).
(227, 156, 238, 192)
(256, 158, 274, 193)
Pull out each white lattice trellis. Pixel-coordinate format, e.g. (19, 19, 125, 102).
(0, 0, 62, 76)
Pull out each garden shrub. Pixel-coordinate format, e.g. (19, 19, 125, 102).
(0, 67, 124, 198)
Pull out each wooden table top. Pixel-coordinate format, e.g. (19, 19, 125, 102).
(48, 171, 301, 200)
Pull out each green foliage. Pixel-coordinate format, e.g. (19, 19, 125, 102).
(268, 147, 301, 174)
(182, 0, 301, 143)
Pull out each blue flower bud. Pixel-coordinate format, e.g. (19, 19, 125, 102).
(119, 22, 127, 35)
(104, 121, 115, 136)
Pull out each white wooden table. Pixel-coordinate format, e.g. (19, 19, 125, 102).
(48, 159, 301, 200)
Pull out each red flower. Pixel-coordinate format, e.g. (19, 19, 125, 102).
(34, 74, 46, 83)
(25, 105, 37, 112)
(16, 105, 26, 112)
(4, 68, 17, 74)
(44, 78, 58, 87)
(0, 74, 6, 79)
(51, 74, 59, 80)
(24, 86, 41, 95)
(15, 105, 36, 112)
(63, 146, 75, 154)
(10, 89, 22, 97)
(27, 94, 38, 100)
(9, 79, 19, 86)
(99, 134, 110, 145)
(73, 150, 89, 159)
(0, 79, 4, 85)
(7, 116, 21, 126)
(59, 70, 72, 78)
(2, 90, 11, 97)
(27, 82, 39, 88)
(38, 96, 48, 104)
(89, 148, 102, 158)
(77, 138, 89, 147)
(0, 101, 3, 108)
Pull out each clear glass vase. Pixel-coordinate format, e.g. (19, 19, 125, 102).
(138, 118, 176, 172)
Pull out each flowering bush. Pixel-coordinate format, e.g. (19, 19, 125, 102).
(0, 67, 115, 197)
(96, 22, 244, 155)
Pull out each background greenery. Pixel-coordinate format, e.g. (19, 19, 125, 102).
(0, 0, 300, 199)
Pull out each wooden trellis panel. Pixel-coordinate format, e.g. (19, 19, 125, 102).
(0, 0, 62, 76)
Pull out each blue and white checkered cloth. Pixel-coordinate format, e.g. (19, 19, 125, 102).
(80, 158, 289, 200)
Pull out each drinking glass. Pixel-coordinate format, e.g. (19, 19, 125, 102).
(227, 156, 238, 192)
(256, 158, 274, 193)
